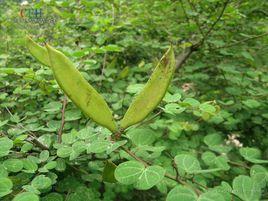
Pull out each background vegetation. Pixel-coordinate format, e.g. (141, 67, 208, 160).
(0, 0, 267, 200)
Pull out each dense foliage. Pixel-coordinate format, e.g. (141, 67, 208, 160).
(0, 0, 268, 200)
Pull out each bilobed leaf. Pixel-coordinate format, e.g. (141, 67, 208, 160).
(232, 175, 262, 201)
(31, 175, 52, 190)
(126, 128, 156, 146)
(114, 161, 144, 185)
(0, 177, 13, 197)
(201, 151, 216, 166)
(13, 192, 39, 201)
(174, 154, 201, 173)
(134, 165, 165, 190)
(22, 159, 38, 173)
(250, 165, 268, 188)
(214, 155, 230, 170)
(57, 146, 72, 158)
(166, 186, 197, 201)
(203, 133, 222, 146)
(45, 44, 117, 132)
(120, 46, 175, 129)
(114, 161, 165, 190)
(239, 147, 268, 164)
(26, 36, 50, 67)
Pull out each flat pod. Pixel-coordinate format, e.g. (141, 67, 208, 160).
(26, 36, 50, 67)
(45, 44, 117, 132)
(120, 46, 175, 129)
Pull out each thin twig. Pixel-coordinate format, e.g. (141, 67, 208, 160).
(135, 110, 162, 128)
(5, 107, 49, 150)
(228, 160, 250, 170)
(214, 32, 268, 50)
(121, 146, 149, 167)
(201, 0, 231, 44)
(186, 0, 205, 37)
(58, 96, 68, 143)
(99, 52, 107, 86)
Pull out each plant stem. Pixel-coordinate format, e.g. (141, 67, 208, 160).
(58, 95, 68, 143)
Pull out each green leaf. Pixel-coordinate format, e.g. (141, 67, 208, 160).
(163, 93, 182, 103)
(163, 103, 185, 115)
(166, 186, 197, 201)
(114, 161, 144, 185)
(134, 165, 165, 190)
(3, 159, 23, 173)
(126, 128, 156, 146)
(214, 155, 230, 170)
(0, 137, 13, 157)
(55, 158, 66, 172)
(23, 159, 38, 173)
(65, 110, 82, 121)
(43, 102, 62, 112)
(39, 150, 50, 162)
(44, 161, 57, 170)
(62, 132, 77, 144)
(198, 191, 225, 201)
(0, 120, 9, 128)
(31, 175, 52, 190)
(0, 177, 13, 197)
(250, 165, 268, 188)
(174, 154, 201, 174)
(241, 51, 254, 61)
(115, 161, 165, 190)
(203, 133, 222, 146)
(0, 164, 8, 177)
(126, 84, 145, 94)
(22, 185, 40, 195)
(77, 127, 96, 140)
(232, 175, 262, 201)
(86, 140, 110, 154)
(201, 151, 216, 166)
(242, 99, 261, 109)
(239, 147, 268, 164)
(57, 146, 72, 158)
(199, 103, 216, 114)
(106, 140, 127, 154)
(102, 44, 123, 52)
(102, 161, 117, 183)
(13, 192, 39, 201)
(183, 98, 200, 107)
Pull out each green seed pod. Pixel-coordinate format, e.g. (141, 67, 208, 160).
(120, 46, 175, 129)
(26, 36, 50, 67)
(45, 44, 117, 132)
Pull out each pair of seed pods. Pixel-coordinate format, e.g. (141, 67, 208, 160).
(26, 36, 175, 134)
